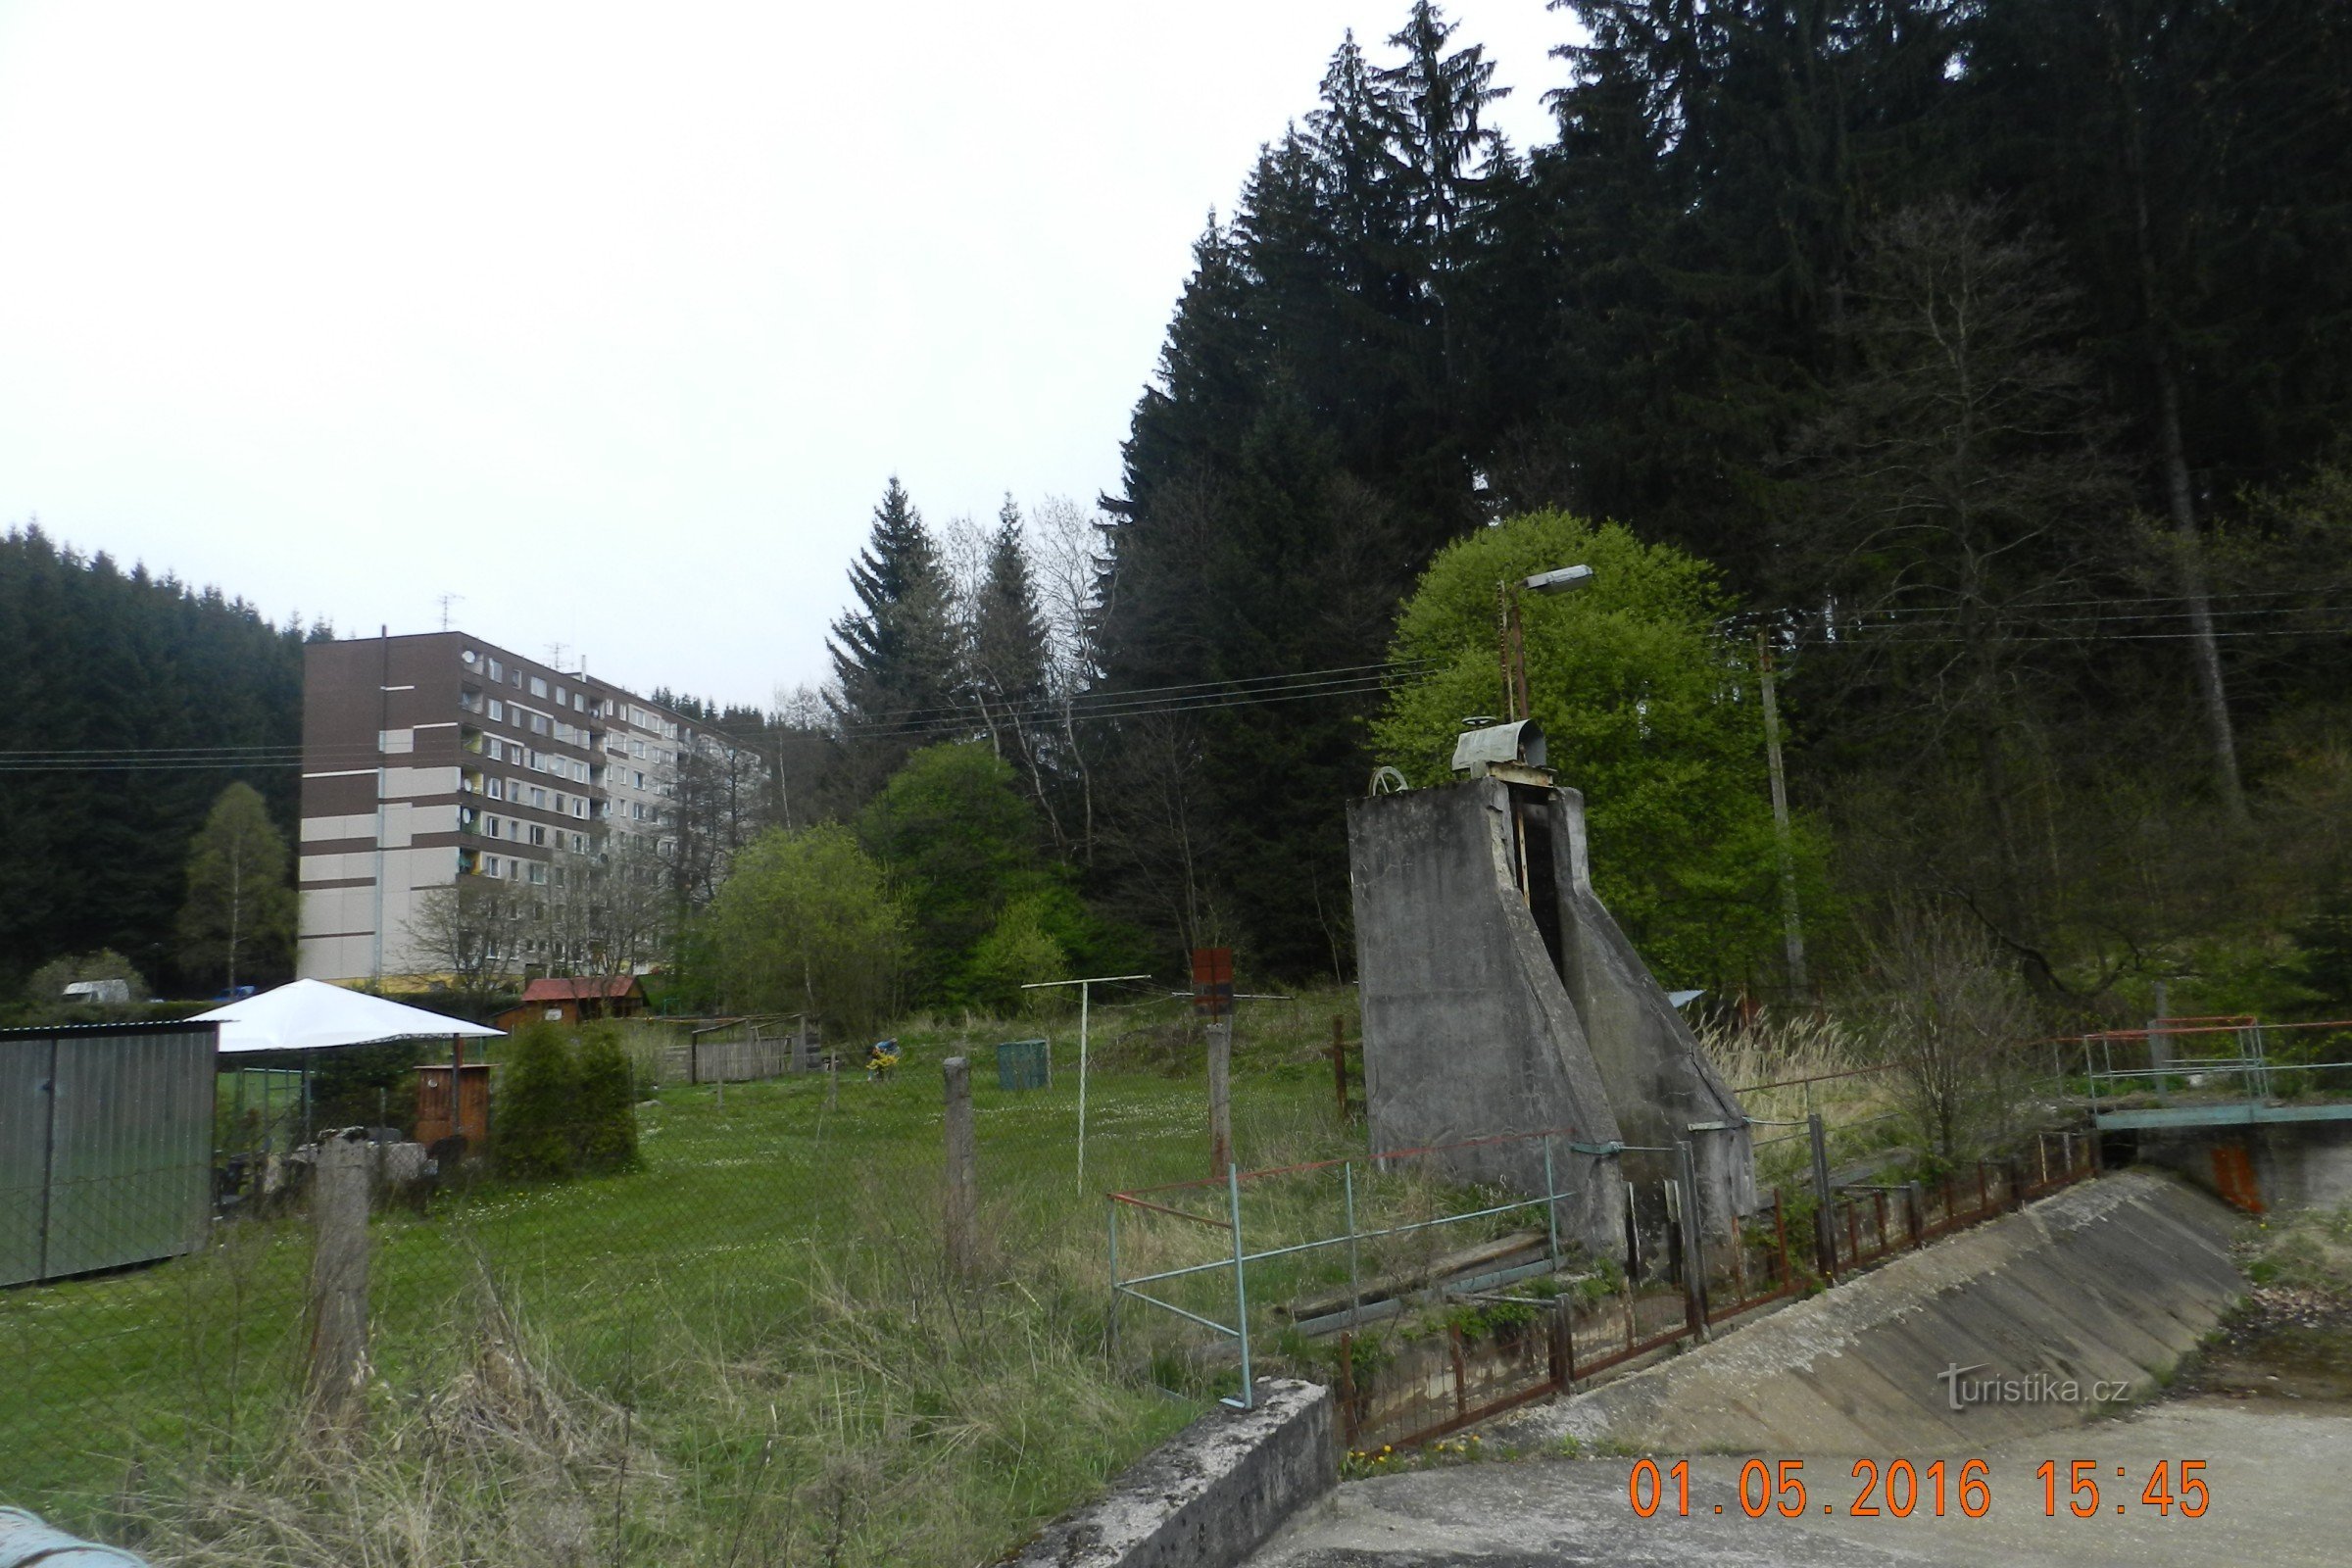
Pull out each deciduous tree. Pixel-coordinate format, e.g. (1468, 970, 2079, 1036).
(175, 781, 294, 991)
(701, 824, 906, 1028)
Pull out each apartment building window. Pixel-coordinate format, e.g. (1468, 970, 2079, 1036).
(632, 803, 645, 821)
(487, 658, 504, 681)
(554, 684, 566, 705)
(488, 699, 504, 721)
(574, 694, 586, 711)
(486, 738, 504, 761)
(530, 824, 548, 847)
(485, 817, 501, 838)
(530, 676, 548, 698)
(572, 798, 587, 818)
(570, 831, 587, 853)
(528, 712, 548, 735)
(484, 778, 502, 800)
(485, 855, 503, 877)
(528, 786, 545, 808)
(527, 861, 548, 885)
(553, 792, 567, 813)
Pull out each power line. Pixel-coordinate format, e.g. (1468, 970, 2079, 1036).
(0, 658, 1444, 772)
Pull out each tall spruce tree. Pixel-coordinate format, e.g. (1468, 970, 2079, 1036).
(1097, 10, 1520, 969)
(826, 478, 965, 797)
(1961, 0, 2352, 823)
(0, 525, 306, 996)
(967, 498, 1059, 837)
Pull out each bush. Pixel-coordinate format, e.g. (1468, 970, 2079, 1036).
(961, 897, 1069, 1014)
(702, 824, 907, 1029)
(19, 949, 151, 1020)
(495, 1023, 580, 1179)
(575, 1023, 641, 1173)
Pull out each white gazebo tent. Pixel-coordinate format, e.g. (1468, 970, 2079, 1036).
(197, 980, 503, 1144)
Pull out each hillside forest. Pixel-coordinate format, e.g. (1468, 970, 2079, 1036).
(7, 0, 2352, 1028)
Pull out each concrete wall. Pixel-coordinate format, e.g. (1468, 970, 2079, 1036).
(1498, 1171, 2244, 1455)
(2132, 1120, 2352, 1213)
(1346, 780, 1624, 1252)
(1545, 783, 1755, 1217)
(1008, 1380, 1333, 1568)
(1347, 777, 1750, 1245)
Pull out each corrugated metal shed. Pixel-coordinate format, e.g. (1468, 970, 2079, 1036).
(0, 1021, 218, 1288)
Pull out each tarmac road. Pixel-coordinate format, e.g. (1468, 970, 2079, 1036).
(1247, 1397, 2352, 1567)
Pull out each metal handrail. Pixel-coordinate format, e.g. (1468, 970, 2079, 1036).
(1108, 1128, 1600, 1412)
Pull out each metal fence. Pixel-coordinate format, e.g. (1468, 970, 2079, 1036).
(1106, 1125, 1812, 1451)
(2077, 1016, 2352, 1129)
(1819, 1128, 2094, 1277)
(1108, 1111, 2104, 1456)
(0, 1026, 1258, 1568)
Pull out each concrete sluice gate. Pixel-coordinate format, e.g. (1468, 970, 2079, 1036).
(1348, 773, 1756, 1266)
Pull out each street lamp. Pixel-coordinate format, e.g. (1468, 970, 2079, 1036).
(1497, 564, 1594, 721)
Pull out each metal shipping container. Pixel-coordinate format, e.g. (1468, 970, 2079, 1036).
(0, 1021, 218, 1288)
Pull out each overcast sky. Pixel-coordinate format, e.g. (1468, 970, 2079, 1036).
(0, 1, 1581, 710)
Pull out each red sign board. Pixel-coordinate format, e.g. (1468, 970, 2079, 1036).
(1191, 947, 1234, 1017)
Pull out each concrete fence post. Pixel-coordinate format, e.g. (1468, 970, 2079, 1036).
(306, 1129, 371, 1433)
(944, 1056, 978, 1279)
(1207, 1017, 1234, 1178)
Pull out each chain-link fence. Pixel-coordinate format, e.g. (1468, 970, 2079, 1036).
(3, 1004, 2140, 1561)
(2, 1013, 1348, 1568)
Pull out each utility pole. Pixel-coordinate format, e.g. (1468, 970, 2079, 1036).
(1496, 582, 1531, 722)
(1757, 632, 1809, 993)
(1496, 565, 1594, 724)
(1020, 972, 1151, 1194)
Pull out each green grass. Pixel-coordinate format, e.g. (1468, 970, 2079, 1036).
(3, 1039, 1355, 1566)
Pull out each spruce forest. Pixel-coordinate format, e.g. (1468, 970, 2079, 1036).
(9, 0, 2352, 1023)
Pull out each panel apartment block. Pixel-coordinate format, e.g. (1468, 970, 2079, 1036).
(297, 631, 743, 984)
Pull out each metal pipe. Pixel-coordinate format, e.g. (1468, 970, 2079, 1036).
(1105, 1197, 1120, 1362)
(1114, 1286, 1240, 1337)
(1344, 1161, 1360, 1330)
(1224, 1162, 1252, 1409)
(0, 1509, 148, 1565)
(1543, 1139, 1560, 1270)
(1114, 1185, 1585, 1289)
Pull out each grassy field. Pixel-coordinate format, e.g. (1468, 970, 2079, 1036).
(5, 989, 1900, 1564)
(3, 1001, 1367, 1567)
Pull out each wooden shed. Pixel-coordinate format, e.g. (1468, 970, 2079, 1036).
(0, 1020, 217, 1287)
(496, 975, 649, 1032)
